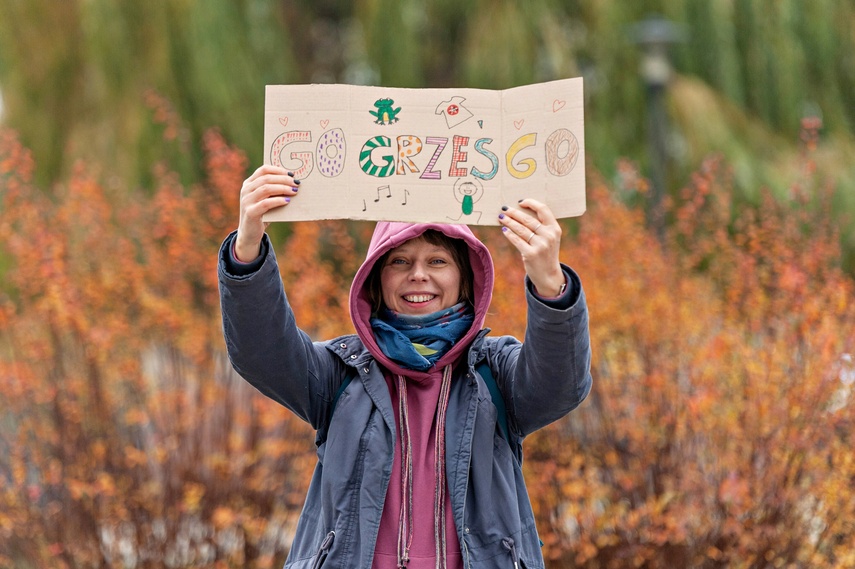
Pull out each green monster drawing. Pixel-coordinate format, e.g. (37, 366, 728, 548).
(370, 98, 401, 125)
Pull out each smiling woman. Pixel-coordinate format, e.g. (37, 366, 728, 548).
(366, 229, 474, 315)
(218, 164, 592, 569)
(379, 238, 463, 315)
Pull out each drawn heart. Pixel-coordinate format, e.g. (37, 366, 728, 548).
(279, 117, 289, 127)
(320, 119, 330, 129)
(513, 119, 524, 130)
(553, 99, 566, 112)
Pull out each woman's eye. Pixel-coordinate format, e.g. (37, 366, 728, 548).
(430, 258, 448, 265)
(390, 258, 408, 265)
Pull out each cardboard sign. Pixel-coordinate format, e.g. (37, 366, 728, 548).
(263, 77, 584, 225)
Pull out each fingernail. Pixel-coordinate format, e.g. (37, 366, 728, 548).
(287, 171, 294, 177)
(294, 179, 301, 185)
(498, 213, 505, 219)
(501, 205, 509, 211)
(292, 186, 299, 192)
(285, 197, 291, 203)
(502, 227, 508, 232)
(518, 199, 523, 203)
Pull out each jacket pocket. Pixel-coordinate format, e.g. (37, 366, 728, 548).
(311, 530, 335, 569)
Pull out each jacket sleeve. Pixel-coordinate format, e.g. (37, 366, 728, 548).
(217, 231, 344, 428)
(491, 263, 592, 437)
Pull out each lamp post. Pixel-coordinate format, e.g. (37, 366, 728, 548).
(631, 15, 685, 244)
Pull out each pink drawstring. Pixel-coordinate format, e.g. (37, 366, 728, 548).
(396, 365, 453, 569)
(434, 366, 452, 569)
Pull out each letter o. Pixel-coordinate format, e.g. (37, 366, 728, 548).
(544, 128, 579, 177)
(317, 128, 346, 178)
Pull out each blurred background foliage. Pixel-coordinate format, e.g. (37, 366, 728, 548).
(2, 1, 855, 568)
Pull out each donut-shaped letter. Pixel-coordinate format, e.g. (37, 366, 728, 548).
(317, 128, 346, 178)
(544, 128, 579, 177)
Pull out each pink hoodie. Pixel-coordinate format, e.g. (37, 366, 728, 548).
(348, 222, 495, 569)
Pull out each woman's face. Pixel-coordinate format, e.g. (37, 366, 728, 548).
(380, 236, 462, 315)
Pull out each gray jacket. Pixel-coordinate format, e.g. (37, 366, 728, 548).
(218, 229, 592, 569)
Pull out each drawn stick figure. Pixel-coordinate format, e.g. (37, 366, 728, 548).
(447, 178, 484, 223)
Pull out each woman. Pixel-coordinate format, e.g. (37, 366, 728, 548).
(218, 165, 592, 569)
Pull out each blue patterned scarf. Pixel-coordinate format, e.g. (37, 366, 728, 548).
(370, 302, 474, 371)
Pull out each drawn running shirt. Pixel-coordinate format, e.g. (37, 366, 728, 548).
(435, 96, 474, 129)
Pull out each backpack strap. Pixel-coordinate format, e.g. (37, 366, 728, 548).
(476, 362, 510, 444)
(316, 365, 356, 447)
(477, 361, 523, 463)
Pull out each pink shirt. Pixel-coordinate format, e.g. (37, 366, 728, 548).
(372, 370, 463, 569)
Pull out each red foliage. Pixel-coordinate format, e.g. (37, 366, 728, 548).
(0, 128, 314, 568)
(0, 122, 853, 568)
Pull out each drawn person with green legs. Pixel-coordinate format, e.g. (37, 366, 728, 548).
(447, 178, 484, 223)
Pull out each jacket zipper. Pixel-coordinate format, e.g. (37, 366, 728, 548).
(502, 537, 520, 569)
(460, 368, 479, 569)
(311, 530, 335, 569)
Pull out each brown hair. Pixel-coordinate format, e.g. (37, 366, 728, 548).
(366, 230, 475, 314)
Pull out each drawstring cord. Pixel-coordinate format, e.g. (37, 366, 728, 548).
(311, 531, 335, 569)
(502, 537, 520, 569)
(396, 365, 453, 569)
(434, 365, 452, 569)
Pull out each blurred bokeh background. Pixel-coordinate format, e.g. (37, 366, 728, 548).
(1, 1, 853, 567)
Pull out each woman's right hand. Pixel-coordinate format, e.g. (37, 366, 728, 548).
(234, 165, 301, 262)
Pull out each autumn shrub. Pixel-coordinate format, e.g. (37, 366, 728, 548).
(1, 122, 853, 569)
(0, 128, 324, 569)
(508, 154, 855, 568)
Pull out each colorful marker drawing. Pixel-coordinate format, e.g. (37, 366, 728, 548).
(447, 178, 484, 223)
(317, 128, 346, 178)
(544, 128, 579, 176)
(359, 136, 395, 177)
(262, 78, 587, 225)
(370, 98, 401, 125)
(435, 96, 474, 129)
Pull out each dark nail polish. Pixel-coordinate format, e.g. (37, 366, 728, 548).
(498, 213, 505, 219)
(287, 171, 295, 177)
(518, 199, 523, 203)
(292, 186, 299, 192)
(501, 205, 509, 211)
(294, 179, 301, 185)
(502, 227, 508, 232)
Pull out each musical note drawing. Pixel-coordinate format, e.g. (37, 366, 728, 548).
(402, 189, 410, 205)
(374, 185, 392, 202)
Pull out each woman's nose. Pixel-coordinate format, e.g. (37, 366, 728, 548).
(409, 262, 428, 280)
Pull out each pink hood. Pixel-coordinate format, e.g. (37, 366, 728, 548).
(349, 222, 494, 379)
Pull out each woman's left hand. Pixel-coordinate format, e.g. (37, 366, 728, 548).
(498, 199, 566, 297)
